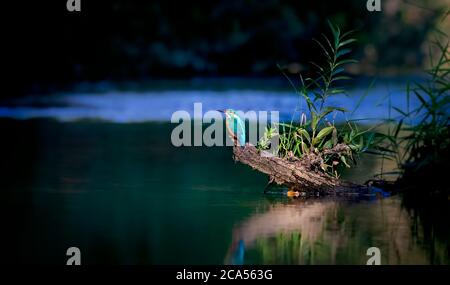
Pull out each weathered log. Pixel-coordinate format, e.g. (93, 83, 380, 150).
(233, 144, 368, 195)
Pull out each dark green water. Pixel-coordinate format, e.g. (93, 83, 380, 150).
(1, 120, 448, 264)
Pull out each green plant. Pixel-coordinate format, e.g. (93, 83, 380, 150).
(372, 35, 450, 186)
(258, 22, 376, 177)
(256, 126, 278, 150)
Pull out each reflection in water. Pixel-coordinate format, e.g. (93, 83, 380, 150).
(226, 196, 449, 265)
(226, 199, 335, 265)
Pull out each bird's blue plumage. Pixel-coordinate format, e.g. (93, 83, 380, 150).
(224, 109, 246, 146)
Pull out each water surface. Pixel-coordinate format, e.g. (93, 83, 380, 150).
(1, 120, 448, 264)
(0, 79, 421, 123)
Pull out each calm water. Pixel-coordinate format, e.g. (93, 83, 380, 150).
(1, 120, 448, 265)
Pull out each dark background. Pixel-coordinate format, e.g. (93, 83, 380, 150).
(3, 0, 447, 97)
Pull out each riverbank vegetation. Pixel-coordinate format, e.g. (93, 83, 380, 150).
(373, 29, 449, 196)
(256, 19, 449, 196)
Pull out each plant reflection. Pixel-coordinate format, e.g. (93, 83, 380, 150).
(226, 196, 449, 265)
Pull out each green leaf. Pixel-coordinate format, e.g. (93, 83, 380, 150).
(414, 90, 431, 111)
(313, 126, 334, 146)
(313, 39, 332, 60)
(311, 111, 319, 132)
(327, 20, 339, 39)
(394, 119, 404, 139)
(278, 122, 296, 129)
(331, 67, 345, 76)
(301, 141, 309, 153)
(321, 33, 335, 54)
(338, 38, 356, 48)
(335, 59, 358, 67)
(330, 88, 346, 94)
(324, 106, 347, 113)
(393, 106, 408, 117)
(331, 76, 351, 83)
(323, 139, 333, 149)
(297, 128, 311, 143)
(294, 143, 301, 156)
(336, 49, 351, 58)
(351, 78, 375, 116)
(340, 29, 356, 40)
(310, 61, 325, 73)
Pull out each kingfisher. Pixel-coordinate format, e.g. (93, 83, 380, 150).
(220, 109, 298, 197)
(219, 109, 246, 146)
